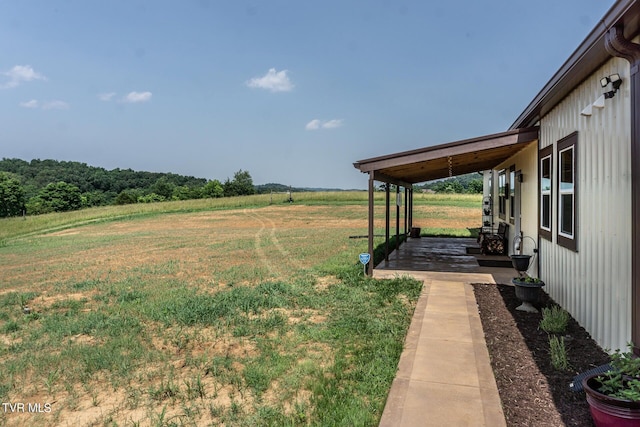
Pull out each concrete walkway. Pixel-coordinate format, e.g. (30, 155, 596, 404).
(374, 238, 513, 426)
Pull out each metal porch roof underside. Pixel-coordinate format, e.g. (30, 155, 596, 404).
(353, 127, 539, 185)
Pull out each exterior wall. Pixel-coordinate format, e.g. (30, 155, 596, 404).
(493, 142, 539, 277)
(539, 57, 632, 352)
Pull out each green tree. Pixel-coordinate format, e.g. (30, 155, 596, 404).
(203, 179, 224, 198)
(27, 182, 82, 214)
(138, 193, 165, 203)
(0, 172, 26, 217)
(467, 178, 483, 194)
(115, 190, 138, 205)
(150, 177, 175, 199)
(223, 170, 255, 197)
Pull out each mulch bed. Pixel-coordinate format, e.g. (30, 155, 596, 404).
(473, 283, 611, 427)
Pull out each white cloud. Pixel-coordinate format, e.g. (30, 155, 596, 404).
(246, 68, 293, 92)
(19, 99, 69, 110)
(98, 92, 116, 101)
(305, 119, 344, 130)
(305, 119, 321, 130)
(1, 65, 46, 89)
(42, 100, 69, 110)
(322, 119, 343, 129)
(19, 99, 39, 108)
(122, 91, 152, 103)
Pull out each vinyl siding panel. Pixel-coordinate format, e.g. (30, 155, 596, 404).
(539, 57, 632, 352)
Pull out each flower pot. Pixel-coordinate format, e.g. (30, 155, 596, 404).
(582, 374, 640, 427)
(510, 254, 532, 272)
(511, 278, 544, 313)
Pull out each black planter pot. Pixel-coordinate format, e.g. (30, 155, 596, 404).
(512, 278, 545, 312)
(510, 255, 532, 272)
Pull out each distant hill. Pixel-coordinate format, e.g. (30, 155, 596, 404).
(255, 183, 357, 194)
(0, 158, 356, 216)
(0, 158, 206, 201)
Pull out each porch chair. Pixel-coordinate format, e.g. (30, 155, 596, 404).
(479, 222, 509, 255)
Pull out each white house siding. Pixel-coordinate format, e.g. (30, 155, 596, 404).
(539, 57, 632, 352)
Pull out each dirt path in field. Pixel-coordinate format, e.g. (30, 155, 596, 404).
(244, 209, 305, 276)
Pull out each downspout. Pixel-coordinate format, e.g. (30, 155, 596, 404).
(605, 26, 640, 355)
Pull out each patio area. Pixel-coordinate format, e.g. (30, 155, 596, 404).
(375, 236, 516, 426)
(375, 236, 515, 281)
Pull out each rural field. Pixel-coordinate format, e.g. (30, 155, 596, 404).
(0, 192, 480, 426)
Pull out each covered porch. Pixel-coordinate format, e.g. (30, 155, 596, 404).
(353, 127, 539, 276)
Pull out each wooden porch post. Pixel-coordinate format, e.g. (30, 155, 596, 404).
(368, 172, 375, 276)
(396, 186, 400, 250)
(385, 183, 390, 261)
(605, 26, 640, 355)
(404, 187, 408, 236)
(409, 188, 413, 232)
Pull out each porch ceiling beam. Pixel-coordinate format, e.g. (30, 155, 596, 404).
(372, 171, 413, 188)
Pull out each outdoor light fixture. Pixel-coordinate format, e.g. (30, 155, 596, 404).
(581, 74, 622, 118)
(600, 73, 622, 98)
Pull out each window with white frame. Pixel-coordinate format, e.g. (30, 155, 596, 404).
(557, 132, 577, 251)
(539, 145, 552, 240)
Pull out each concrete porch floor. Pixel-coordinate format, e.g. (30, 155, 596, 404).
(375, 237, 515, 426)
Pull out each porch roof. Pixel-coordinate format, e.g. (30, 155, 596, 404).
(352, 127, 539, 185)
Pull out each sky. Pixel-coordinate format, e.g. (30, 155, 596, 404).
(0, 0, 616, 189)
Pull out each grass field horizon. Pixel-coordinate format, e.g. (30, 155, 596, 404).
(0, 192, 480, 426)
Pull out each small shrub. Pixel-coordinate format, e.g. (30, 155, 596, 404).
(549, 335, 570, 371)
(540, 305, 569, 334)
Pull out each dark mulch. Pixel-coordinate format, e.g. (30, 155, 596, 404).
(473, 283, 611, 427)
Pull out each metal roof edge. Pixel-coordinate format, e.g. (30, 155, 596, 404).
(510, 0, 640, 129)
(353, 126, 539, 170)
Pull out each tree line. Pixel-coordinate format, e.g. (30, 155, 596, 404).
(0, 158, 257, 217)
(415, 173, 483, 194)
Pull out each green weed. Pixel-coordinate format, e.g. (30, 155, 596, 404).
(540, 305, 570, 334)
(549, 335, 570, 371)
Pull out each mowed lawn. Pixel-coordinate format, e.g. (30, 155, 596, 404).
(0, 192, 480, 426)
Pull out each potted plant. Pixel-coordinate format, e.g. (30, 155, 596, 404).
(582, 344, 640, 426)
(511, 275, 545, 313)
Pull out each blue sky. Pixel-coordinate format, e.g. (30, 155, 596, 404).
(0, 1, 615, 189)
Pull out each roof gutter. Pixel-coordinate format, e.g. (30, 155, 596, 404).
(510, 0, 640, 129)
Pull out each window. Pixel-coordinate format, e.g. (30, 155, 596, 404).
(509, 165, 515, 223)
(498, 169, 506, 219)
(539, 145, 553, 240)
(557, 132, 578, 251)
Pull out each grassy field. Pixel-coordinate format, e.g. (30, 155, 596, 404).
(0, 192, 480, 426)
